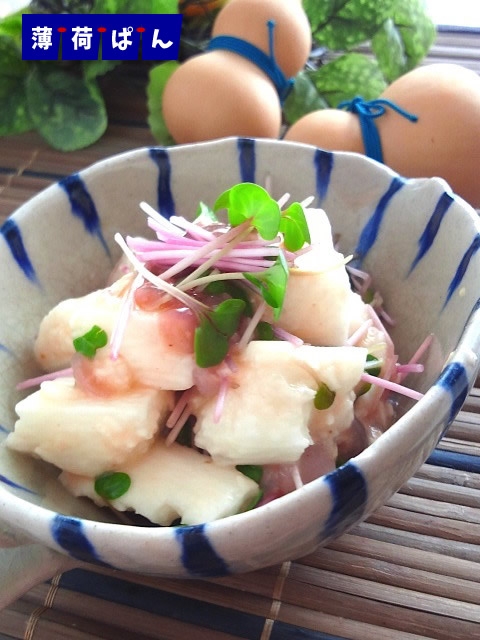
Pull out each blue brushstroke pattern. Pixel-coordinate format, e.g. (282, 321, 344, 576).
(149, 147, 175, 219)
(409, 191, 454, 274)
(444, 234, 480, 308)
(323, 461, 368, 539)
(0, 343, 9, 353)
(0, 424, 9, 433)
(314, 149, 333, 202)
(354, 176, 405, 262)
(175, 524, 229, 577)
(60, 174, 109, 255)
(60, 569, 265, 637)
(237, 137, 256, 183)
(427, 449, 480, 474)
(0, 473, 37, 495)
(51, 515, 110, 565)
(436, 361, 469, 425)
(0, 218, 37, 283)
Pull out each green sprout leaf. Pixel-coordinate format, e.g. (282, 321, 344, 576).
(357, 354, 382, 396)
(25, 66, 107, 151)
(73, 325, 108, 358)
(94, 471, 131, 501)
(195, 201, 218, 224)
(236, 464, 263, 484)
(204, 280, 253, 316)
(255, 321, 275, 341)
(280, 202, 311, 252)
(194, 298, 246, 368)
(214, 183, 281, 241)
(243, 253, 289, 320)
(314, 382, 336, 410)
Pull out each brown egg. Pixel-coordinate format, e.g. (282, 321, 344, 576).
(378, 64, 480, 207)
(284, 108, 363, 152)
(162, 50, 282, 144)
(212, 0, 312, 78)
(285, 64, 480, 207)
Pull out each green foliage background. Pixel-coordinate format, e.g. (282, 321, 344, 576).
(0, 0, 435, 150)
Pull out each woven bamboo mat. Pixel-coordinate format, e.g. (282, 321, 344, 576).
(2, 64, 480, 640)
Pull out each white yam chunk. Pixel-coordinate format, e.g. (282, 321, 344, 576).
(193, 342, 366, 466)
(60, 440, 259, 526)
(270, 244, 353, 346)
(34, 285, 195, 391)
(7, 377, 173, 476)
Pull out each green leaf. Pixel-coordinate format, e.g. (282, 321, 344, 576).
(280, 202, 311, 252)
(236, 464, 263, 484)
(147, 61, 179, 145)
(304, 0, 395, 51)
(0, 10, 25, 44)
(194, 299, 246, 368)
(314, 382, 336, 410)
(95, 472, 131, 500)
(83, 58, 120, 81)
(204, 280, 253, 316)
(255, 321, 275, 341)
(311, 54, 387, 107)
(283, 71, 328, 125)
(91, 0, 178, 14)
(387, 0, 436, 73)
(244, 254, 288, 320)
(25, 66, 107, 151)
(371, 18, 407, 83)
(0, 36, 33, 135)
(211, 298, 246, 337)
(357, 354, 381, 396)
(214, 183, 281, 241)
(73, 324, 108, 358)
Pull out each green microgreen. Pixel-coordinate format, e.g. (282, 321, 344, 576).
(314, 382, 336, 410)
(255, 321, 276, 341)
(195, 201, 218, 224)
(243, 253, 289, 320)
(214, 182, 281, 241)
(279, 202, 311, 252)
(357, 354, 382, 396)
(94, 471, 131, 501)
(204, 280, 253, 316)
(236, 464, 263, 484)
(242, 489, 264, 512)
(194, 298, 246, 368)
(73, 325, 108, 358)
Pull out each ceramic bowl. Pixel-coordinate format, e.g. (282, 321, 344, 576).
(1, 138, 480, 601)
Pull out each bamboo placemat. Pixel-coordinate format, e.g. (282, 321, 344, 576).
(2, 64, 480, 640)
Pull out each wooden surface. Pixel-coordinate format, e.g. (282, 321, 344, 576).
(1, 53, 480, 640)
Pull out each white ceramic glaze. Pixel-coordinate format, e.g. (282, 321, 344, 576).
(1, 138, 480, 605)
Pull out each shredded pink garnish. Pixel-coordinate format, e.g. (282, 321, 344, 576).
(272, 326, 304, 346)
(169, 216, 216, 242)
(360, 372, 423, 401)
(16, 367, 73, 391)
(396, 363, 424, 375)
(347, 265, 372, 297)
(214, 377, 230, 423)
(167, 388, 194, 429)
(165, 405, 192, 446)
(290, 464, 304, 490)
(397, 334, 433, 383)
(109, 274, 143, 360)
(346, 319, 373, 346)
(237, 301, 267, 350)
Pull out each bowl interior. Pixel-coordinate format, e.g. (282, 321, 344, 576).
(1, 137, 480, 524)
